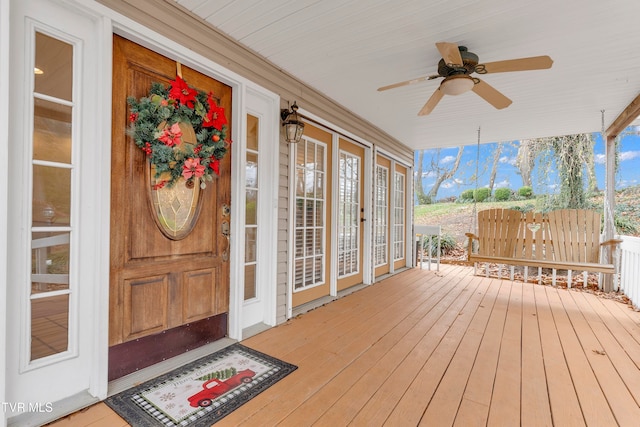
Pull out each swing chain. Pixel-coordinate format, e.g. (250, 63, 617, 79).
(470, 126, 481, 234)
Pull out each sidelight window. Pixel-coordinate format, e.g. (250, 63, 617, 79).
(30, 31, 74, 361)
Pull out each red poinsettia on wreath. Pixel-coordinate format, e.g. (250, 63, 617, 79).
(127, 75, 230, 189)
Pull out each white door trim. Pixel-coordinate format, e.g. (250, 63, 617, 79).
(1, 0, 11, 425)
(236, 88, 280, 337)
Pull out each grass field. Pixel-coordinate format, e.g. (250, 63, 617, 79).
(414, 186, 640, 250)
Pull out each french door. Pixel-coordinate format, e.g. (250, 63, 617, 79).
(374, 155, 391, 277)
(393, 164, 408, 270)
(336, 139, 365, 291)
(292, 123, 332, 307)
(291, 123, 367, 308)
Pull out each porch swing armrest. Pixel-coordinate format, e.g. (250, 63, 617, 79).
(601, 238, 623, 247)
(465, 232, 478, 258)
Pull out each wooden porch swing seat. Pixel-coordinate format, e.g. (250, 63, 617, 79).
(465, 208, 622, 287)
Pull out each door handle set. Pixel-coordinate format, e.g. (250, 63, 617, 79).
(221, 220, 230, 262)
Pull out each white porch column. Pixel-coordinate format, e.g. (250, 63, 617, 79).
(602, 133, 616, 292)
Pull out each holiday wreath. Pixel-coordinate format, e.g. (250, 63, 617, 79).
(127, 75, 229, 189)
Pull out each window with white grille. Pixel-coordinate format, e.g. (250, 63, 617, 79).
(338, 151, 360, 277)
(374, 165, 388, 267)
(393, 171, 405, 261)
(293, 139, 326, 290)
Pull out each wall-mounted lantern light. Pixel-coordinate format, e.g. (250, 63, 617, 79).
(281, 101, 305, 143)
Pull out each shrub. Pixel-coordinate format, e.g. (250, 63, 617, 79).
(421, 232, 457, 257)
(615, 215, 638, 235)
(438, 196, 458, 203)
(510, 204, 535, 213)
(494, 187, 512, 201)
(518, 186, 533, 198)
(473, 188, 491, 202)
(460, 189, 474, 201)
(416, 193, 432, 205)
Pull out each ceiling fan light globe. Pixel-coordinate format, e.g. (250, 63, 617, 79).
(440, 76, 474, 96)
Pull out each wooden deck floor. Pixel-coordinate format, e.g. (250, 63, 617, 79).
(49, 264, 640, 426)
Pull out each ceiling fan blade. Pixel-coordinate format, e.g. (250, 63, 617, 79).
(476, 55, 553, 74)
(472, 79, 512, 109)
(377, 75, 432, 92)
(418, 88, 444, 116)
(435, 42, 463, 67)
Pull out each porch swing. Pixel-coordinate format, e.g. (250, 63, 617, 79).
(464, 124, 622, 288)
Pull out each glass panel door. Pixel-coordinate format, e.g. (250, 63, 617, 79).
(336, 138, 365, 291)
(393, 166, 407, 269)
(293, 139, 326, 291)
(338, 151, 360, 277)
(374, 165, 389, 267)
(393, 171, 406, 261)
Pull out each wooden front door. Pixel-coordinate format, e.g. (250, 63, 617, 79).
(109, 36, 232, 380)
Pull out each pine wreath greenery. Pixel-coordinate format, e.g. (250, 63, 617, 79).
(127, 75, 229, 189)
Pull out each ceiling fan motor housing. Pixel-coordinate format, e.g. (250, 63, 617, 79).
(437, 46, 479, 76)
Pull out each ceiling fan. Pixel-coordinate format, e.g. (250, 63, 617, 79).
(377, 42, 553, 116)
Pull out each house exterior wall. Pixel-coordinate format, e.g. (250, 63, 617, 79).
(94, 0, 412, 322)
(96, 0, 412, 163)
(1, 0, 413, 424)
(277, 134, 290, 324)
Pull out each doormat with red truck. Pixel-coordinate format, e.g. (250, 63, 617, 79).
(105, 343, 297, 426)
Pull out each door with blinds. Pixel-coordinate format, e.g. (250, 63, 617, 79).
(336, 138, 365, 291)
(292, 123, 333, 307)
(291, 123, 371, 308)
(393, 164, 408, 270)
(374, 155, 392, 277)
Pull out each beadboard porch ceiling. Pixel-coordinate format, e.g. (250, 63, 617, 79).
(175, 0, 640, 150)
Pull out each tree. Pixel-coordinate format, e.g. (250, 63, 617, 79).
(414, 150, 428, 204)
(545, 133, 595, 209)
(488, 142, 504, 193)
(515, 139, 538, 188)
(427, 147, 464, 199)
(584, 137, 598, 195)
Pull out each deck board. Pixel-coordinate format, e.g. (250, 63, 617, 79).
(560, 290, 640, 425)
(281, 266, 466, 426)
(546, 285, 618, 426)
(533, 283, 585, 427)
(45, 264, 640, 427)
(454, 280, 510, 427)
(520, 282, 553, 427)
(418, 277, 501, 426)
(486, 281, 522, 426)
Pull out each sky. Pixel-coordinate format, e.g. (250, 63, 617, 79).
(415, 128, 640, 202)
